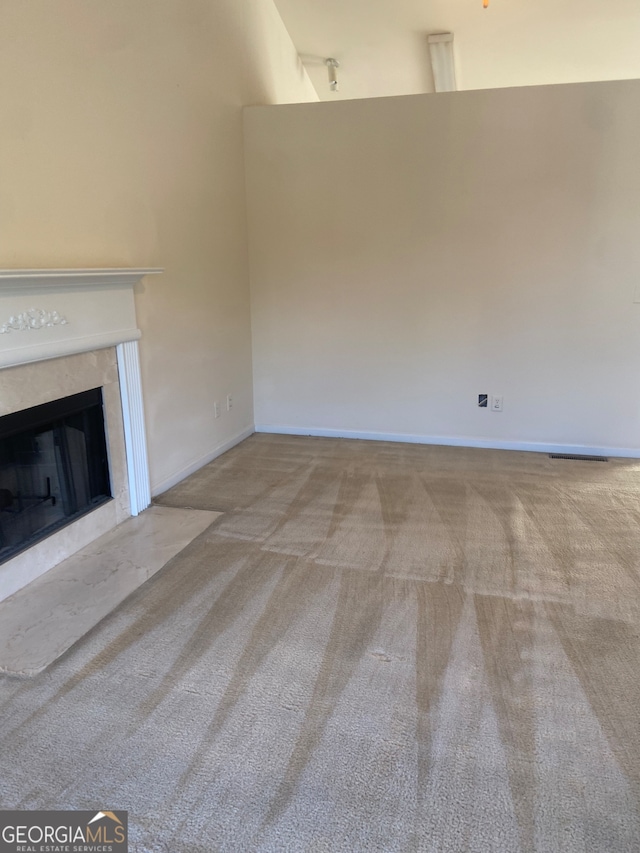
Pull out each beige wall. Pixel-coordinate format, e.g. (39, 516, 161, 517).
(0, 0, 317, 494)
(245, 80, 640, 454)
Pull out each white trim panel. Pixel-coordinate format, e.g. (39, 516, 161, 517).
(254, 424, 640, 459)
(0, 328, 141, 369)
(117, 341, 151, 516)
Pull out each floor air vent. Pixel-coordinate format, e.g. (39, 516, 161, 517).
(549, 454, 608, 462)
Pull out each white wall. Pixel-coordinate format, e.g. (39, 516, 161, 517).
(245, 80, 640, 455)
(0, 0, 317, 495)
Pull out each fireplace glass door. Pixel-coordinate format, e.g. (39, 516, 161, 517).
(0, 388, 112, 564)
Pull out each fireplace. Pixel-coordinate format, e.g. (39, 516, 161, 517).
(0, 267, 162, 601)
(0, 388, 112, 563)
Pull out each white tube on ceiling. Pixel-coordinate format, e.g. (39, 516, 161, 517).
(428, 32, 457, 93)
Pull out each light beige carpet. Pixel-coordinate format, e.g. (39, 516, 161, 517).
(1, 433, 640, 851)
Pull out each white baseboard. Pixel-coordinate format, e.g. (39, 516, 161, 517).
(254, 424, 640, 459)
(151, 426, 255, 496)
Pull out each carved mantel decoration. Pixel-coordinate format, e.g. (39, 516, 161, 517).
(0, 308, 68, 334)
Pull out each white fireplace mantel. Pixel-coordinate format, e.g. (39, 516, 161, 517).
(0, 267, 163, 520)
(0, 268, 162, 369)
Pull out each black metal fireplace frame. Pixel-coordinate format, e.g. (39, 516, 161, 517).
(0, 388, 113, 564)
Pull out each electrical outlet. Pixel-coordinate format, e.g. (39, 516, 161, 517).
(226, 394, 233, 412)
(214, 401, 221, 419)
(491, 395, 503, 412)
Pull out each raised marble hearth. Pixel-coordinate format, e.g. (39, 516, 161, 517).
(0, 505, 220, 676)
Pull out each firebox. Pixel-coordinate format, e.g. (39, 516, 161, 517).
(0, 388, 112, 564)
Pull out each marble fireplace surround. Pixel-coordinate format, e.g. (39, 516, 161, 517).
(0, 268, 162, 603)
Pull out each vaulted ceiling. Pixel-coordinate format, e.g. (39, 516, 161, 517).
(273, 0, 640, 100)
